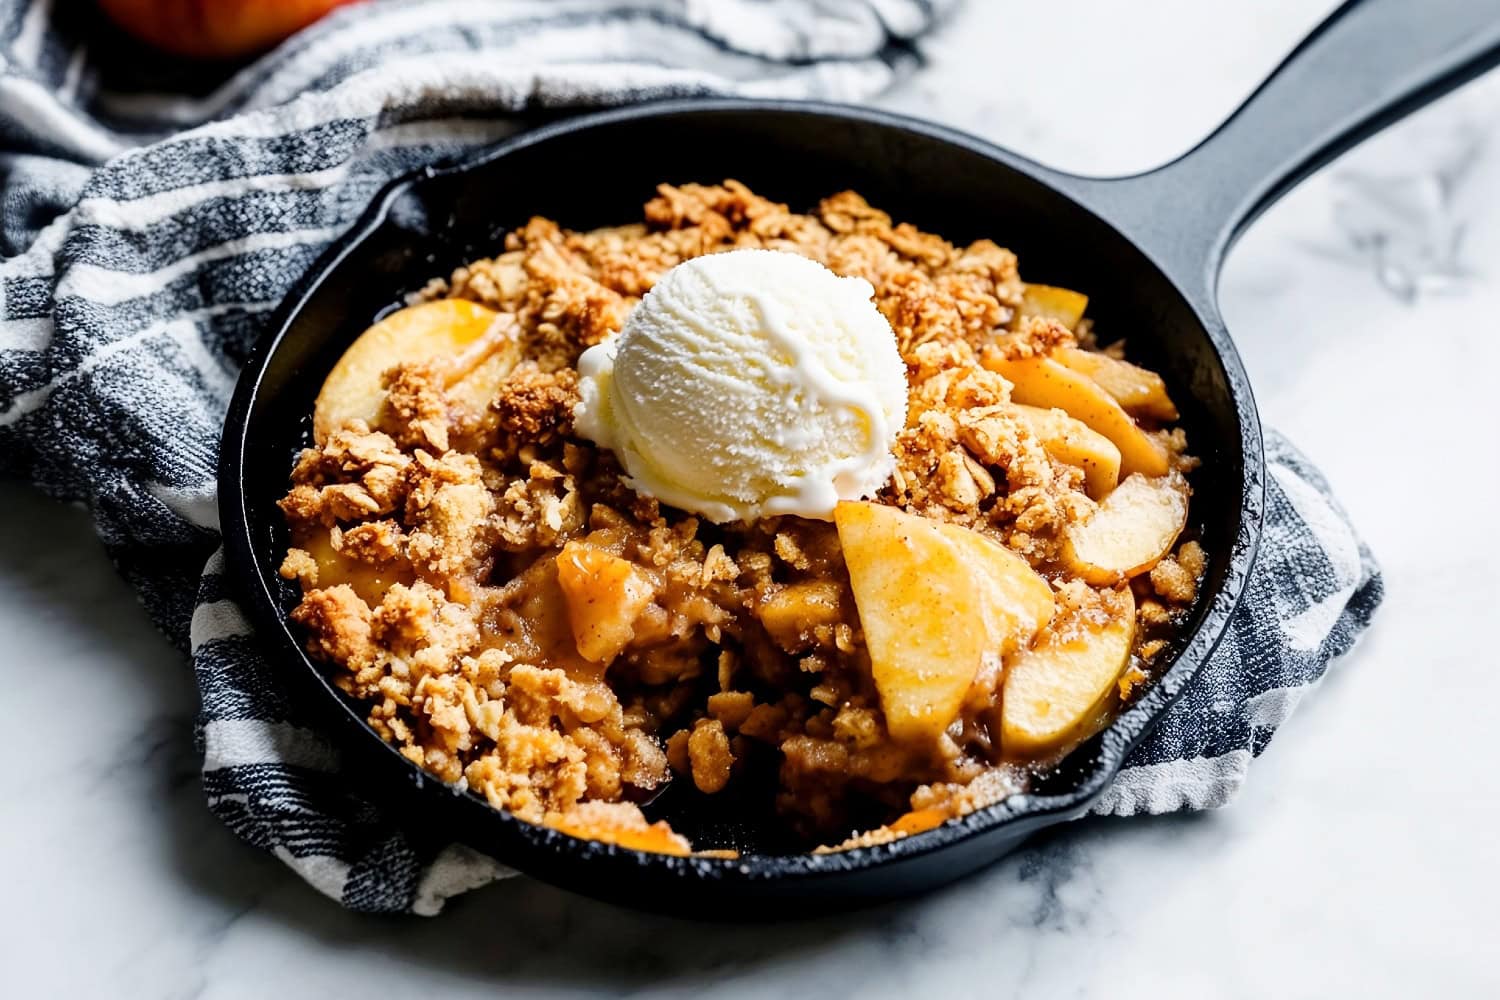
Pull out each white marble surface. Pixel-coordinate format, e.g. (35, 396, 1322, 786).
(4, 2, 1500, 996)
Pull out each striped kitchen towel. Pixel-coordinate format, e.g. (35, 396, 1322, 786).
(0, 0, 1380, 915)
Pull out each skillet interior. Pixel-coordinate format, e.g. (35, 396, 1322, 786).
(221, 101, 1263, 913)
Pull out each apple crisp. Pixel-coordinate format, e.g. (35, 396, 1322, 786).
(278, 182, 1202, 853)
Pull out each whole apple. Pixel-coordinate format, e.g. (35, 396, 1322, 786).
(97, 0, 363, 60)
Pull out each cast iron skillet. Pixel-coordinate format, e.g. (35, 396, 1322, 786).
(220, 0, 1500, 913)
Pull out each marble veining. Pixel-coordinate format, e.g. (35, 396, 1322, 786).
(3, 2, 1499, 997)
(1012, 839, 1095, 932)
(1319, 127, 1486, 301)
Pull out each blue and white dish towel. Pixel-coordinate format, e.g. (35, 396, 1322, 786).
(0, 0, 1381, 914)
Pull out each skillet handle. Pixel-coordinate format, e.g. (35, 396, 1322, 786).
(1049, 0, 1500, 310)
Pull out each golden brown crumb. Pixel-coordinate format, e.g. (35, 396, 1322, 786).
(982, 315, 1078, 362)
(1138, 598, 1173, 628)
(687, 719, 733, 793)
(335, 521, 403, 565)
(818, 190, 891, 233)
(1118, 664, 1150, 697)
(404, 450, 496, 580)
(278, 423, 412, 529)
(1179, 539, 1206, 576)
(491, 362, 579, 448)
(382, 362, 451, 452)
(1150, 540, 1206, 605)
(707, 691, 756, 731)
(1135, 641, 1167, 663)
(290, 585, 377, 671)
(279, 547, 317, 587)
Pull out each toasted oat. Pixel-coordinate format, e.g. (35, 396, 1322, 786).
(1151, 540, 1207, 605)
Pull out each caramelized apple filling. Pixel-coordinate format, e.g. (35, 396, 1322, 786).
(278, 182, 1203, 854)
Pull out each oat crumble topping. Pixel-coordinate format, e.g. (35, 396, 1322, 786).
(279, 183, 1202, 852)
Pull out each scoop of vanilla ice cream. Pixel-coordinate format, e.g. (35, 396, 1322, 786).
(573, 248, 907, 523)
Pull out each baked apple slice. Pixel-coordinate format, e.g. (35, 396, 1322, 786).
(555, 541, 656, 665)
(1054, 346, 1179, 422)
(550, 805, 691, 856)
(1011, 404, 1122, 499)
(887, 806, 948, 837)
(835, 501, 1054, 744)
(1001, 586, 1136, 757)
(1015, 283, 1088, 330)
(294, 529, 412, 606)
(313, 299, 516, 443)
(984, 354, 1170, 478)
(1062, 473, 1189, 584)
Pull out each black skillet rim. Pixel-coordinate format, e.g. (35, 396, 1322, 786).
(219, 98, 1265, 890)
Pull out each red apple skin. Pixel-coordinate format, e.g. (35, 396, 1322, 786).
(97, 0, 363, 60)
